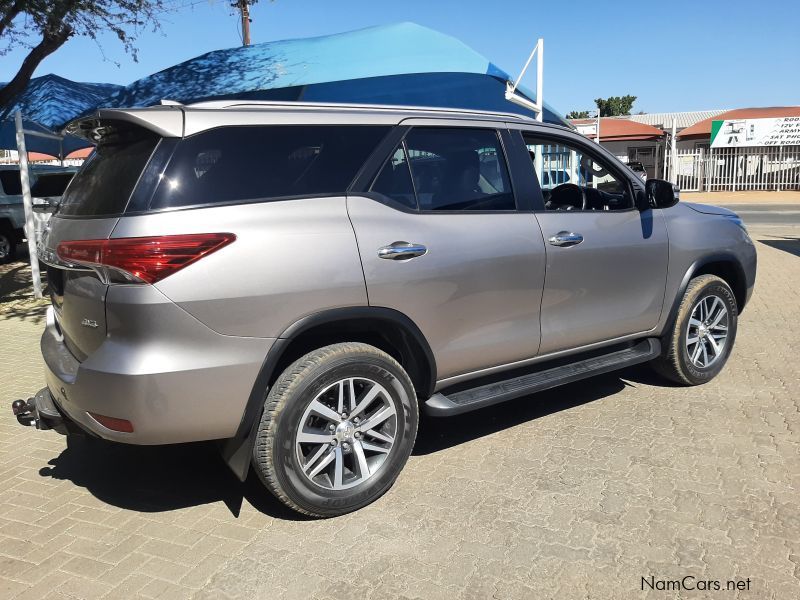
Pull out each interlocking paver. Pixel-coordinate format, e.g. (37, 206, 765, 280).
(1, 226, 798, 599)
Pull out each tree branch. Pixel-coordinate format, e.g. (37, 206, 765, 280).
(0, 0, 27, 39)
(0, 22, 73, 110)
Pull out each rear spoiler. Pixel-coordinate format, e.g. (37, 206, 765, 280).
(64, 106, 185, 143)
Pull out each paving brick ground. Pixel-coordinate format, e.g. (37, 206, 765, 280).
(1, 226, 798, 600)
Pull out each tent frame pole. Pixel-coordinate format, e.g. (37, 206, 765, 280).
(14, 111, 43, 299)
(505, 38, 544, 122)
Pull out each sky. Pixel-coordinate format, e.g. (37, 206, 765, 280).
(1, 0, 798, 115)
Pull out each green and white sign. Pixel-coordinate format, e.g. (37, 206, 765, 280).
(711, 117, 800, 148)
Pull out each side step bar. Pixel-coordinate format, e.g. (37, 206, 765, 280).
(425, 338, 661, 416)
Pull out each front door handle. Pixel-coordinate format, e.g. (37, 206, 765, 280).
(378, 241, 427, 260)
(548, 231, 584, 247)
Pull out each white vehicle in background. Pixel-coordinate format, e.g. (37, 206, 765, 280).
(0, 165, 77, 263)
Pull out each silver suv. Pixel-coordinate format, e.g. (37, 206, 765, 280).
(13, 102, 757, 517)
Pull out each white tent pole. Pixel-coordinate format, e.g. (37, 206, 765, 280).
(535, 38, 543, 123)
(14, 111, 43, 299)
(670, 118, 677, 184)
(596, 112, 601, 145)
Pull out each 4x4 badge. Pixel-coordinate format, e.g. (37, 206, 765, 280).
(81, 318, 98, 328)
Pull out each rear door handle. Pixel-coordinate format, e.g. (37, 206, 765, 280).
(548, 231, 584, 247)
(378, 241, 427, 260)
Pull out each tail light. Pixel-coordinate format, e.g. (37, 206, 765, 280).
(56, 233, 236, 284)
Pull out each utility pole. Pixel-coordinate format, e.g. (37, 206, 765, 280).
(236, 0, 251, 46)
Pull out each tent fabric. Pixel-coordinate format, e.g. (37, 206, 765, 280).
(0, 74, 123, 130)
(103, 22, 568, 126)
(0, 74, 123, 154)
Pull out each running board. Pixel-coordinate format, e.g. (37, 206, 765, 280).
(424, 338, 661, 416)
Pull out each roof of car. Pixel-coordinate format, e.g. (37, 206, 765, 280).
(68, 100, 572, 141)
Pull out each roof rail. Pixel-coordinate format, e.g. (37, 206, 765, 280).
(184, 99, 538, 122)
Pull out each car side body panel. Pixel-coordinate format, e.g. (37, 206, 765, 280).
(534, 208, 670, 354)
(655, 203, 757, 333)
(347, 194, 547, 381)
(112, 196, 368, 338)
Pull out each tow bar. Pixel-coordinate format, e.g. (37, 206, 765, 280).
(11, 388, 71, 434)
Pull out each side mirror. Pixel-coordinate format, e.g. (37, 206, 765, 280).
(645, 179, 680, 209)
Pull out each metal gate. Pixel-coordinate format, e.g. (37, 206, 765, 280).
(666, 148, 704, 191)
(666, 145, 800, 191)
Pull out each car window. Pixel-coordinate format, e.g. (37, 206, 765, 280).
(523, 135, 633, 211)
(59, 134, 159, 216)
(371, 146, 417, 210)
(150, 125, 389, 210)
(30, 172, 75, 197)
(0, 170, 22, 196)
(401, 128, 515, 211)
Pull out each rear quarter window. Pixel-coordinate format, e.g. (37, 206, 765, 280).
(58, 133, 158, 217)
(149, 125, 390, 210)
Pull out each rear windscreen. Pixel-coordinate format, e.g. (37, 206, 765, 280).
(31, 172, 75, 197)
(58, 132, 158, 217)
(148, 125, 389, 210)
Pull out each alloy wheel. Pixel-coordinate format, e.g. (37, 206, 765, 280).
(685, 294, 729, 368)
(294, 377, 398, 490)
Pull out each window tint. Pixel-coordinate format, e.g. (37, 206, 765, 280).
(150, 125, 389, 210)
(404, 128, 515, 211)
(0, 170, 22, 195)
(58, 135, 158, 216)
(524, 135, 633, 211)
(31, 173, 75, 198)
(371, 146, 417, 210)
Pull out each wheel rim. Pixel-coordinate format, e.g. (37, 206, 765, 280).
(0, 235, 9, 259)
(685, 294, 729, 368)
(295, 377, 398, 490)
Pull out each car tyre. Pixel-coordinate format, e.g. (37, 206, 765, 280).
(252, 342, 418, 518)
(0, 226, 15, 264)
(652, 274, 738, 385)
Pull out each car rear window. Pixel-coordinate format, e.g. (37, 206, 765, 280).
(58, 132, 158, 217)
(0, 170, 22, 195)
(31, 172, 75, 197)
(148, 125, 390, 210)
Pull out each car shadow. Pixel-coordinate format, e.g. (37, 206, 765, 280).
(38, 436, 312, 521)
(37, 364, 672, 519)
(413, 364, 667, 455)
(758, 236, 800, 258)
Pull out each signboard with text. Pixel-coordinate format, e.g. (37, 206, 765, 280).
(710, 117, 800, 148)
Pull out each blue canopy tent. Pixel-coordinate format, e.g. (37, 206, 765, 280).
(101, 22, 568, 125)
(0, 74, 122, 157)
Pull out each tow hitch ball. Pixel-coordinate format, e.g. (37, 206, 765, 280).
(12, 398, 36, 426)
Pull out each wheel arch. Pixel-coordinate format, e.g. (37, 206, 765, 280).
(220, 307, 436, 481)
(664, 253, 748, 335)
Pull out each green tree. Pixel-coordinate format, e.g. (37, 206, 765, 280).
(0, 0, 165, 111)
(566, 110, 591, 119)
(594, 95, 637, 117)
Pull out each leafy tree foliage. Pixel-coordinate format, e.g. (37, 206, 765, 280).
(566, 110, 591, 119)
(594, 95, 637, 117)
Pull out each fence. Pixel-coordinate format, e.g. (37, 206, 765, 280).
(666, 146, 800, 192)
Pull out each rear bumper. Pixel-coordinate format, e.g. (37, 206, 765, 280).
(40, 305, 274, 445)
